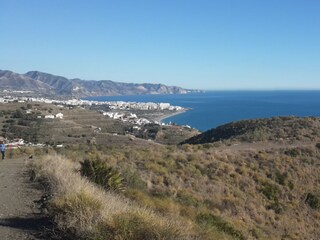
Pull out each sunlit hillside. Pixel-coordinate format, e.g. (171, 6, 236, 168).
(24, 111, 320, 239)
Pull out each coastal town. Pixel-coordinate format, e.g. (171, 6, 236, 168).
(0, 95, 185, 123)
(0, 94, 191, 147)
(0, 95, 184, 111)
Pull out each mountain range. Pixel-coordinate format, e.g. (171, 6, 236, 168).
(0, 69, 198, 98)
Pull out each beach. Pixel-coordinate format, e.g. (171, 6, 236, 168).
(151, 109, 188, 123)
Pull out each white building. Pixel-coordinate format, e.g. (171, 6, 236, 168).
(159, 103, 170, 110)
(55, 113, 64, 119)
(44, 114, 55, 119)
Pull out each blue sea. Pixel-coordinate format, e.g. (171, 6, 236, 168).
(85, 91, 320, 131)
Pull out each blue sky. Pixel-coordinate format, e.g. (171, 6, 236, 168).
(1, 0, 320, 90)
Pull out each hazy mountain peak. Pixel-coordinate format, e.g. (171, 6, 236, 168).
(0, 69, 199, 97)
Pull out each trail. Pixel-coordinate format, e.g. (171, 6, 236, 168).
(0, 157, 47, 240)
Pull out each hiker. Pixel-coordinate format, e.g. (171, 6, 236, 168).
(1, 142, 5, 160)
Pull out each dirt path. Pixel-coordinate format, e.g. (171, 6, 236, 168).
(0, 157, 47, 240)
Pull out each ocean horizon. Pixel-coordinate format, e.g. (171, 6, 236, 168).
(85, 90, 320, 131)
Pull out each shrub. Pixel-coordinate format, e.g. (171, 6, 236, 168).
(12, 109, 24, 118)
(305, 193, 320, 210)
(110, 211, 185, 240)
(196, 212, 245, 240)
(122, 168, 146, 190)
(260, 182, 280, 201)
(145, 162, 168, 175)
(6, 119, 15, 123)
(274, 171, 288, 186)
(266, 202, 283, 214)
(80, 159, 125, 192)
(288, 181, 294, 190)
(176, 190, 199, 207)
(284, 148, 299, 157)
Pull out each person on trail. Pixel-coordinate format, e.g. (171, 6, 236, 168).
(1, 142, 5, 160)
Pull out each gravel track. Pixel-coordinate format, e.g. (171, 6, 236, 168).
(0, 157, 47, 240)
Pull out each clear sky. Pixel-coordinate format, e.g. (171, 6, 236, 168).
(1, 0, 320, 90)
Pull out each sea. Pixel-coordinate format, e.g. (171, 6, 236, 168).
(85, 91, 320, 131)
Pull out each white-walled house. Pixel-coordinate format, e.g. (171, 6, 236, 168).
(44, 114, 55, 119)
(56, 113, 64, 119)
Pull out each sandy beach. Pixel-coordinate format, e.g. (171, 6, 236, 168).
(152, 109, 188, 123)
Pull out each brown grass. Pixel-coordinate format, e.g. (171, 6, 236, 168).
(30, 155, 197, 240)
(5, 102, 320, 239)
(53, 141, 320, 239)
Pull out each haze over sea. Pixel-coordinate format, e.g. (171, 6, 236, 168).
(87, 91, 320, 131)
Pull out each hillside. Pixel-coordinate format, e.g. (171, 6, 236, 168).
(0, 70, 52, 93)
(39, 124, 320, 239)
(2, 101, 320, 239)
(0, 70, 198, 97)
(182, 116, 320, 144)
(0, 102, 198, 146)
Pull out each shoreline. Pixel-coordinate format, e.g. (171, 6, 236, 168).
(153, 109, 188, 123)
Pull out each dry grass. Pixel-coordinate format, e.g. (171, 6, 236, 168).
(30, 155, 197, 240)
(54, 141, 320, 239)
(6, 103, 320, 239)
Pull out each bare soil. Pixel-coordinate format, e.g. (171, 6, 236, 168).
(0, 157, 48, 240)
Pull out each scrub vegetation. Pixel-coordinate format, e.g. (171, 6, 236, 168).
(30, 140, 320, 239)
(2, 102, 320, 239)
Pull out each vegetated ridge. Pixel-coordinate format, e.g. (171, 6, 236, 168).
(0, 69, 199, 97)
(36, 115, 320, 239)
(182, 116, 320, 144)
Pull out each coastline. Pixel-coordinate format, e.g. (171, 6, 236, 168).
(153, 109, 188, 123)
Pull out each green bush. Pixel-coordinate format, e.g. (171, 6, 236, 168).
(305, 193, 320, 210)
(196, 212, 245, 240)
(266, 202, 283, 214)
(12, 109, 24, 118)
(122, 168, 146, 191)
(274, 171, 287, 186)
(288, 181, 294, 190)
(176, 190, 199, 207)
(6, 119, 15, 123)
(80, 159, 125, 192)
(260, 182, 280, 201)
(284, 148, 299, 157)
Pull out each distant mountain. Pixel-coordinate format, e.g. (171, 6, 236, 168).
(0, 70, 200, 97)
(0, 70, 52, 92)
